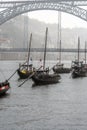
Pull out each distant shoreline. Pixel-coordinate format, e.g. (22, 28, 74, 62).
(0, 52, 85, 61)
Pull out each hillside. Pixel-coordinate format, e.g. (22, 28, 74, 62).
(0, 14, 87, 49)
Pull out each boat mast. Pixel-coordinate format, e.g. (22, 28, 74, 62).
(78, 37, 80, 62)
(27, 33, 32, 69)
(23, 14, 29, 49)
(85, 41, 87, 64)
(43, 27, 48, 69)
(58, 12, 61, 64)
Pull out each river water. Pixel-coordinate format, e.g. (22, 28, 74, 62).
(0, 60, 87, 130)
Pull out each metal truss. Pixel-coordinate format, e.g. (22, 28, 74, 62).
(0, 1, 87, 25)
(0, 0, 87, 8)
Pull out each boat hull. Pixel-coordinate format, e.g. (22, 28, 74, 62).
(32, 73, 61, 85)
(53, 67, 71, 73)
(71, 60, 87, 78)
(53, 64, 71, 74)
(72, 70, 87, 78)
(17, 69, 33, 79)
(0, 81, 10, 95)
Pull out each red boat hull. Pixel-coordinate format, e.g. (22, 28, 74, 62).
(0, 81, 10, 95)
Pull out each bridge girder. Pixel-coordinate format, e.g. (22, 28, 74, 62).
(0, 0, 87, 8)
(0, 2, 87, 25)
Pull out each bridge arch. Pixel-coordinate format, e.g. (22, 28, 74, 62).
(0, 2, 87, 25)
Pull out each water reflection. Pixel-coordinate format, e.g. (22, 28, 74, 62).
(0, 93, 10, 99)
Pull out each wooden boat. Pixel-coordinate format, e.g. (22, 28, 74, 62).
(71, 37, 87, 78)
(0, 80, 10, 95)
(17, 67, 34, 79)
(17, 33, 34, 79)
(71, 60, 87, 78)
(32, 71, 61, 85)
(83, 41, 87, 71)
(53, 12, 71, 74)
(53, 63, 71, 73)
(32, 27, 61, 85)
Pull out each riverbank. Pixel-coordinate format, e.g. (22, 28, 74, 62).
(0, 52, 85, 61)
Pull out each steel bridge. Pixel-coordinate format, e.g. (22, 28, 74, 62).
(0, 0, 87, 25)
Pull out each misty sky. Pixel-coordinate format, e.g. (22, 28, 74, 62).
(28, 10, 87, 28)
